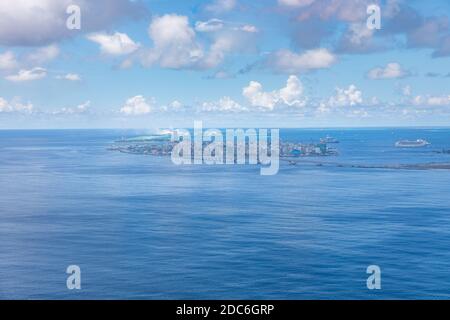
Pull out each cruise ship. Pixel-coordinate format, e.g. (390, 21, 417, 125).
(395, 139, 431, 148)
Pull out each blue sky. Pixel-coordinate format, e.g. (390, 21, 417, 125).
(0, 0, 449, 129)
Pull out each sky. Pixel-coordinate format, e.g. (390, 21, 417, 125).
(0, 0, 449, 129)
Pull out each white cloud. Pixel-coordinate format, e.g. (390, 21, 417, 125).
(56, 101, 90, 114)
(195, 19, 258, 34)
(268, 48, 337, 73)
(347, 23, 374, 46)
(293, 0, 374, 23)
(160, 100, 186, 112)
(5, 67, 47, 82)
(141, 14, 254, 70)
(411, 95, 450, 106)
(202, 36, 235, 69)
(168, 100, 184, 110)
(195, 19, 225, 32)
(0, 97, 33, 113)
(327, 85, 363, 107)
(201, 96, 246, 112)
(402, 85, 412, 96)
(336, 22, 381, 54)
(368, 62, 409, 79)
(0, 51, 19, 70)
(211, 70, 234, 79)
(75, 101, 90, 112)
(142, 14, 203, 68)
(120, 95, 153, 115)
(243, 81, 278, 110)
(238, 25, 259, 33)
(0, 46, 59, 74)
(279, 75, 306, 106)
(87, 32, 140, 56)
(242, 75, 307, 110)
(0, 0, 144, 46)
(369, 96, 381, 106)
(427, 96, 450, 106)
(278, 0, 315, 7)
(58, 73, 82, 81)
(0, 46, 59, 82)
(205, 0, 236, 13)
(317, 85, 364, 115)
(26, 45, 60, 65)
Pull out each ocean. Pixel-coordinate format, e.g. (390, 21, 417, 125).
(1, 128, 450, 299)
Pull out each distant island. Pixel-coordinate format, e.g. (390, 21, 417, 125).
(109, 133, 338, 158)
(108, 132, 450, 171)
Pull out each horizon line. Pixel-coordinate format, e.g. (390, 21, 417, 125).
(1, 125, 450, 131)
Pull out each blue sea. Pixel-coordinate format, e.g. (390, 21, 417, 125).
(1, 128, 450, 299)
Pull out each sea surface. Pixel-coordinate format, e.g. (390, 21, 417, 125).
(1, 128, 450, 299)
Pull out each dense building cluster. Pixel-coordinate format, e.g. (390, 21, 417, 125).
(109, 135, 338, 158)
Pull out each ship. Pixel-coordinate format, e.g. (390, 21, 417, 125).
(395, 139, 430, 148)
(320, 135, 339, 144)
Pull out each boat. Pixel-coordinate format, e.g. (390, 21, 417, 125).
(395, 139, 430, 148)
(320, 135, 339, 144)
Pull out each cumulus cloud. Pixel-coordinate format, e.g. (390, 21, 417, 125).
(0, 51, 19, 70)
(141, 14, 203, 69)
(406, 17, 449, 52)
(383, 5, 450, 58)
(195, 19, 225, 32)
(276, 0, 450, 59)
(201, 36, 237, 69)
(267, 48, 337, 73)
(5, 67, 47, 82)
(25, 45, 60, 65)
(0, 97, 33, 113)
(55, 101, 90, 114)
(201, 96, 245, 112)
(159, 100, 188, 112)
(120, 95, 153, 115)
(0, 46, 60, 73)
(426, 95, 450, 106)
(57, 73, 82, 81)
(411, 95, 450, 107)
(402, 85, 412, 96)
(242, 75, 307, 110)
(87, 32, 140, 55)
(139, 14, 256, 70)
(0, 0, 145, 46)
(279, 0, 384, 54)
(278, 0, 315, 8)
(205, 0, 236, 13)
(195, 19, 257, 34)
(296, 0, 376, 23)
(346, 23, 374, 46)
(326, 85, 363, 108)
(336, 23, 383, 53)
(239, 25, 259, 33)
(367, 62, 409, 79)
